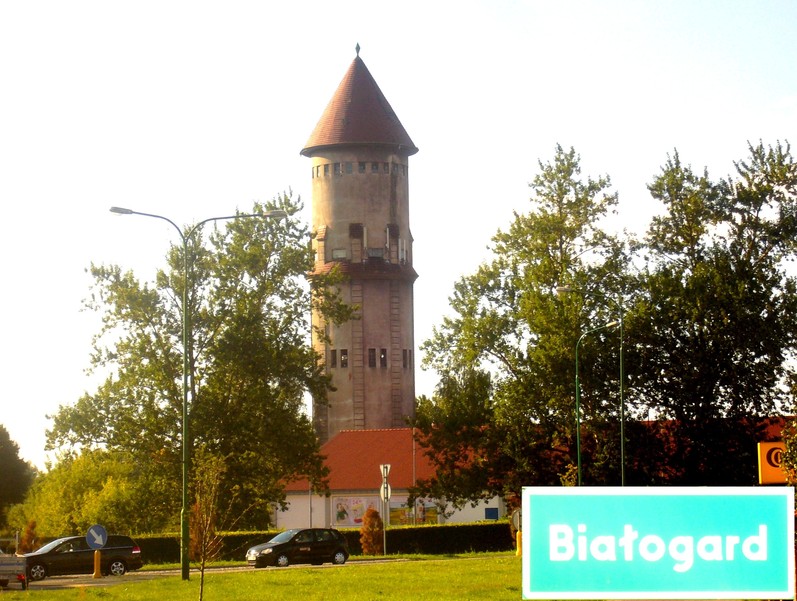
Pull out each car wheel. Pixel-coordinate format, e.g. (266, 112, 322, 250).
(332, 551, 347, 565)
(28, 563, 47, 581)
(107, 560, 127, 576)
(275, 554, 290, 567)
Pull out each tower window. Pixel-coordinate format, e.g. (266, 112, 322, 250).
(403, 349, 408, 369)
(345, 162, 353, 174)
(359, 162, 366, 173)
(371, 162, 379, 173)
(368, 348, 376, 368)
(383, 163, 389, 173)
(334, 163, 341, 175)
(340, 350, 348, 368)
(330, 349, 337, 368)
(324, 164, 329, 176)
(380, 349, 387, 368)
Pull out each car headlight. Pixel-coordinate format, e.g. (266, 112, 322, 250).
(261, 548, 272, 555)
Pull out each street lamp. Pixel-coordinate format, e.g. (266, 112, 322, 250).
(558, 284, 625, 486)
(109, 206, 286, 580)
(575, 320, 619, 486)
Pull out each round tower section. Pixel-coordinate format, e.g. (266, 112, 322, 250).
(302, 51, 418, 443)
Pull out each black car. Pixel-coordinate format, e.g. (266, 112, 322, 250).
(23, 535, 143, 581)
(246, 528, 349, 568)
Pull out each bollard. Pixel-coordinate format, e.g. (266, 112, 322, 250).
(93, 550, 102, 579)
(516, 530, 522, 557)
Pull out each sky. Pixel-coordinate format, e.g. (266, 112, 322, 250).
(1, 0, 795, 469)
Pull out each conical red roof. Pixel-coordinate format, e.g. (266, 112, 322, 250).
(301, 55, 418, 156)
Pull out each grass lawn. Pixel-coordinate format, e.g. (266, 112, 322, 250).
(4, 553, 522, 600)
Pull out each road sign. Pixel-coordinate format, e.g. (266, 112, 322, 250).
(380, 483, 392, 503)
(86, 524, 107, 550)
(522, 487, 794, 600)
(379, 464, 391, 479)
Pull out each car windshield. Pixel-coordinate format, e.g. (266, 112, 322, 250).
(33, 538, 72, 553)
(269, 530, 299, 544)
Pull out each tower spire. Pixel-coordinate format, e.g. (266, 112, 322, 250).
(355, 42, 360, 56)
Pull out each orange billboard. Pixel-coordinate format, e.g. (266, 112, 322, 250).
(758, 441, 787, 485)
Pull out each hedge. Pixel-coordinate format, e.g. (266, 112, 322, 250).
(133, 522, 514, 564)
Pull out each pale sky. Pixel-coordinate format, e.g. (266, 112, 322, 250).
(1, 1, 795, 468)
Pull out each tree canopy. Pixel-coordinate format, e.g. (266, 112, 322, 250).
(414, 141, 797, 505)
(37, 192, 352, 531)
(0, 425, 35, 527)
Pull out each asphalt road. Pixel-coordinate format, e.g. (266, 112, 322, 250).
(20, 565, 255, 591)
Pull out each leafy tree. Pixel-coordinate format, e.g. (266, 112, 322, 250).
(45, 193, 352, 527)
(413, 145, 631, 505)
(0, 425, 35, 527)
(6, 449, 161, 536)
(633, 142, 797, 484)
(189, 446, 255, 601)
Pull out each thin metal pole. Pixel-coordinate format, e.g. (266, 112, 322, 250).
(619, 306, 625, 486)
(575, 321, 619, 486)
(575, 339, 583, 486)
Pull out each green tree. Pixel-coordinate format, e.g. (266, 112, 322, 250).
(6, 449, 161, 536)
(0, 425, 35, 527)
(413, 146, 631, 505)
(46, 193, 352, 527)
(634, 142, 797, 484)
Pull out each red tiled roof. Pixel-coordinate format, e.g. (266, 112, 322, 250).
(286, 428, 435, 492)
(301, 55, 418, 157)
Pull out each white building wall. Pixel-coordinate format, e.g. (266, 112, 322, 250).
(274, 492, 506, 530)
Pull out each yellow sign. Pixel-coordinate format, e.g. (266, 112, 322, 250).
(758, 441, 786, 485)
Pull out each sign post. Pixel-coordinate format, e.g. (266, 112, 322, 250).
(379, 464, 391, 555)
(522, 487, 794, 600)
(86, 524, 107, 579)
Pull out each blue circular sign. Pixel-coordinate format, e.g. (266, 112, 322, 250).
(86, 524, 107, 550)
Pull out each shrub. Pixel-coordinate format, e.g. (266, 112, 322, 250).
(359, 508, 383, 555)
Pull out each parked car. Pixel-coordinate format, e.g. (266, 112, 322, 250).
(246, 528, 349, 568)
(22, 535, 143, 581)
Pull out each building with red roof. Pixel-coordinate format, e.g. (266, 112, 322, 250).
(274, 428, 506, 529)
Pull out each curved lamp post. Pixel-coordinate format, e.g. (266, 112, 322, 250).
(110, 206, 286, 580)
(558, 284, 625, 486)
(575, 320, 619, 486)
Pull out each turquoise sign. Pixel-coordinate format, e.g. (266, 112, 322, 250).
(522, 487, 794, 599)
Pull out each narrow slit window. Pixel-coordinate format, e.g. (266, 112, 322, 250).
(340, 350, 348, 368)
(330, 349, 337, 368)
(368, 348, 376, 367)
(380, 348, 387, 368)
